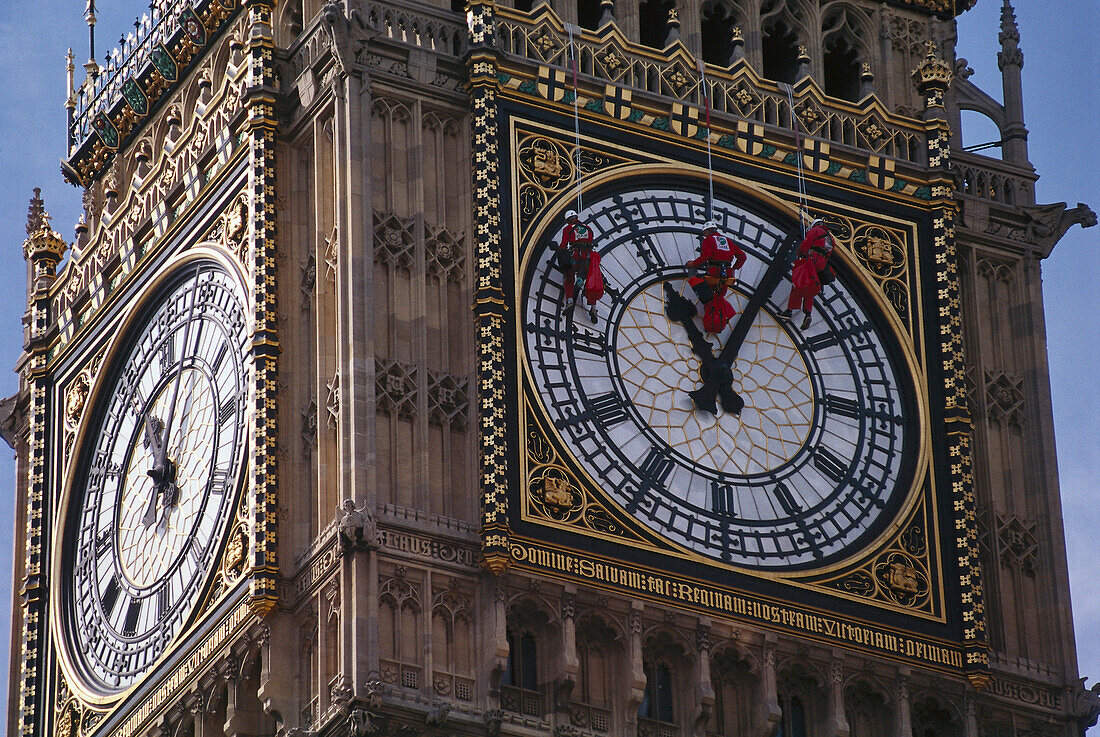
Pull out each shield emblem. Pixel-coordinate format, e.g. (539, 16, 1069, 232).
(181, 7, 208, 45)
(122, 79, 148, 117)
(92, 113, 119, 149)
(602, 84, 632, 119)
(536, 66, 569, 102)
(151, 44, 178, 81)
(867, 155, 897, 190)
(736, 121, 765, 155)
(669, 102, 699, 137)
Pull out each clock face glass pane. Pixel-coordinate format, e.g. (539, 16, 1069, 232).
(522, 184, 915, 569)
(63, 260, 248, 694)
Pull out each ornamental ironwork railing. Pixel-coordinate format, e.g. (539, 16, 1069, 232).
(70, 0, 195, 151)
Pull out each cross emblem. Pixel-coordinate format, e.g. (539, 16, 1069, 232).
(536, 66, 569, 102)
(867, 155, 897, 190)
(603, 84, 632, 119)
(801, 137, 831, 173)
(736, 121, 765, 155)
(669, 102, 700, 137)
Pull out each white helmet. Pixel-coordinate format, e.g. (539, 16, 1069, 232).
(565, 209, 579, 221)
(810, 217, 826, 228)
(703, 220, 718, 231)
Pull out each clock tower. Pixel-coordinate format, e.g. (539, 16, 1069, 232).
(7, 0, 1098, 736)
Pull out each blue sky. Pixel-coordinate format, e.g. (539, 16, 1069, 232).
(0, 0, 1095, 727)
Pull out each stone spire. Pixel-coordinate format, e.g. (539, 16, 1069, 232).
(997, 0, 1028, 162)
(25, 188, 47, 236)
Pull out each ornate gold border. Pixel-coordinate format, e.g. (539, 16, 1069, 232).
(511, 157, 936, 595)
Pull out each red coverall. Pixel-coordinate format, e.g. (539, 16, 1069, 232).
(687, 232, 747, 333)
(557, 221, 604, 305)
(787, 224, 833, 315)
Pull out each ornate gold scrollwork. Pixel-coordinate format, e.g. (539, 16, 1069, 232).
(851, 223, 911, 327)
(812, 494, 934, 613)
(525, 425, 641, 542)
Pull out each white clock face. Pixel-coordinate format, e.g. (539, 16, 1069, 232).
(522, 183, 916, 568)
(62, 259, 248, 694)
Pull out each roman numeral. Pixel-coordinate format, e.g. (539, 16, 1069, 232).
(711, 481, 734, 517)
(572, 329, 608, 358)
(159, 336, 175, 373)
(219, 396, 237, 426)
(157, 586, 170, 622)
(803, 332, 839, 353)
(771, 482, 802, 516)
(633, 236, 667, 270)
(122, 599, 142, 636)
(588, 392, 629, 427)
(638, 448, 674, 490)
(823, 393, 861, 420)
(813, 446, 849, 484)
(95, 524, 113, 557)
(101, 576, 121, 619)
(210, 466, 230, 495)
(211, 342, 228, 372)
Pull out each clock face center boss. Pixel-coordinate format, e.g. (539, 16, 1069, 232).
(521, 181, 918, 569)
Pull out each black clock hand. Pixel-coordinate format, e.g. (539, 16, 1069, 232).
(663, 282, 741, 415)
(678, 231, 800, 415)
(146, 267, 203, 524)
(139, 403, 166, 527)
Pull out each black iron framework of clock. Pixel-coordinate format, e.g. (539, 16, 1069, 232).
(521, 176, 920, 571)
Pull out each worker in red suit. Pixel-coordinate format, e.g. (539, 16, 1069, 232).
(687, 220, 747, 334)
(779, 218, 835, 330)
(555, 209, 604, 322)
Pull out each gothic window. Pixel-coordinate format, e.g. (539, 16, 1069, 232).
(504, 631, 539, 689)
(844, 681, 892, 737)
(911, 697, 962, 737)
(701, 1, 739, 66)
(777, 695, 808, 737)
(823, 37, 860, 100)
(711, 648, 757, 735)
(638, 631, 688, 727)
(575, 615, 620, 731)
(761, 21, 800, 84)
(777, 665, 825, 737)
(639, 0, 675, 49)
(432, 582, 475, 701)
(379, 570, 423, 691)
(822, 7, 869, 101)
(503, 599, 553, 716)
(578, 0, 602, 30)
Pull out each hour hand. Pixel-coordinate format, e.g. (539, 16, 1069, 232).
(664, 283, 743, 415)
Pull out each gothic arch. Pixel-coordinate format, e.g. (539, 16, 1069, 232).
(910, 693, 964, 737)
(820, 2, 874, 100)
(760, 0, 810, 83)
(843, 676, 894, 737)
(700, 0, 746, 66)
(710, 644, 761, 736)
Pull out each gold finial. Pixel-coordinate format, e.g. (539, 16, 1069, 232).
(668, 8, 679, 23)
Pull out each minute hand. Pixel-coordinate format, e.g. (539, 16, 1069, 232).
(689, 231, 800, 414)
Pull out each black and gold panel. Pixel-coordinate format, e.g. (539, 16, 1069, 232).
(487, 95, 978, 674)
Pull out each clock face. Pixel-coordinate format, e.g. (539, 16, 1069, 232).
(522, 182, 917, 569)
(61, 258, 249, 695)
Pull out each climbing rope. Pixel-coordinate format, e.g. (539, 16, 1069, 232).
(780, 82, 810, 236)
(567, 23, 583, 214)
(696, 59, 715, 222)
